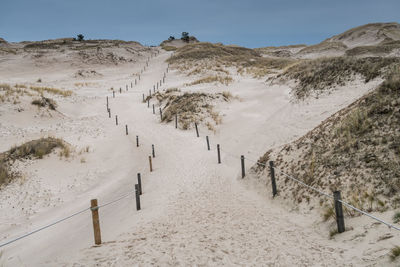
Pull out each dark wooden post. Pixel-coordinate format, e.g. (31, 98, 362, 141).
(106, 96, 108, 108)
(113, 91, 115, 98)
(206, 136, 210, 150)
(159, 107, 162, 121)
(147, 99, 150, 108)
(334, 191, 345, 233)
(137, 173, 142, 195)
(115, 115, 118, 125)
(153, 85, 155, 92)
(125, 125, 128, 135)
(241, 155, 245, 178)
(119, 87, 122, 94)
(195, 123, 199, 137)
(152, 104, 155, 114)
(136, 135, 139, 147)
(175, 114, 178, 128)
(90, 199, 101, 245)
(217, 144, 221, 164)
(149, 156, 153, 172)
(108, 109, 111, 118)
(135, 184, 141, 211)
(163, 76, 165, 83)
(269, 161, 277, 197)
(152, 144, 155, 158)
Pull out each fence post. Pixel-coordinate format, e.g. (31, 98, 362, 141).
(135, 184, 141, 211)
(125, 125, 128, 135)
(163, 76, 165, 83)
(195, 123, 199, 137)
(131, 82, 133, 88)
(90, 199, 102, 245)
(153, 85, 155, 92)
(175, 114, 178, 128)
(135, 79, 137, 85)
(147, 99, 150, 108)
(241, 155, 245, 178)
(152, 104, 155, 114)
(159, 108, 163, 121)
(108, 109, 111, 118)
(269, 161, 277, 197)
(119, 88, 122, 94)
(106, 96, 108, 108)
(139, 75, 141, 81)
(136, 135, 139, 147)
(206, 136, 210, 150)
(217, 144, 221, 164)
(113, 91, 115, 98)
(115, 115, 118, 125)
(334, 191, 345, 233)
(142, 94, 145, 102)
(149, 156, 153, 172)
(152, 144, 155, 158)
(137, 173, 142, 195)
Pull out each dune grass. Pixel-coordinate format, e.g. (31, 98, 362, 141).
(30, 86, 72, 97)
(0, 137, 69, 187)
(277, 56, 400, 99)
(187, 75, 233, 86)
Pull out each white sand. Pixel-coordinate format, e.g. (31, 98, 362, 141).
(0, 47, 398, 266)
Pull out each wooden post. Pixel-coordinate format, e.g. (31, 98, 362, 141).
(241, 155, 245, 178)
(135, 184, 141, 211)
(136, 135, 139, 147)
(153, 85, 155, 92)
(108, 109, 111, 118)
(152, 144, 155, 158)
(159, 107, 162, 121)
(119, 87, 122, 94)
(139, 75, 141, 81)
(157, 82, 158, 90)
(195, 122, 199, 137)
(206, 136, 210, 151)
(135, 79, 137, 85)
(175, 114, 178, 128)
(334, 191, 345, 233)
(90, 199, 101, 245)
(149, 156, 153, 172)
(147, 99, 150, 108)
(113, 91, 115, 98)
(152, 104, 155, 114)
(137, 173, 142, 195)
(125, 125, 128, 135)
(115, 115, 118, 125)
(142, 94, 145, 102)
(217, 144, 221, 164)
(131, 82, 133, 88)
(269, 161, 277, 197)
(163, 76, 165, 83)
(106, 96, 108, 107)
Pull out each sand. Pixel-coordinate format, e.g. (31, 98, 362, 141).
(0, 46, 398, 266)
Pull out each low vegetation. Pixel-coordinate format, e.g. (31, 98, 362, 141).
(145, 89, 233, 131)
(167, 42, 297, 78)
(345, 40, 400, 56)
(0, 137, 69, 187)
(252, 69, 400, 216)
(390, 246, 400, 261)
(31, 97, 57, 110)
(187, 75, 233, 86)
(275, 56, 400, 99)
(30, 86, 72, 97)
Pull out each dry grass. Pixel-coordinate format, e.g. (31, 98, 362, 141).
(345, 40, 400, 56)
(297, 41, 347, 54)
(0, 137, 69, 187)
(253, 69, 400, 214)
(146, 89, 233, 130)
(168, 42, 296, 78)
(187, 75, 233, 86)
(390, 246, 400, 261)
(30, 86, 72, 97)
(276, 56, 400, 99)
(31, 97, 57, 110)
(161, 46, 177, 51)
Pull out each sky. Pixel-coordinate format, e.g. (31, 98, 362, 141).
(0, 0, 399, 48)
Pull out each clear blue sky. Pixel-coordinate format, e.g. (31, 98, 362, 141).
(1, 0, 399, 48)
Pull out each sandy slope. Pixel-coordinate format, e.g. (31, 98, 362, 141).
(0, 48, 395, 266)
